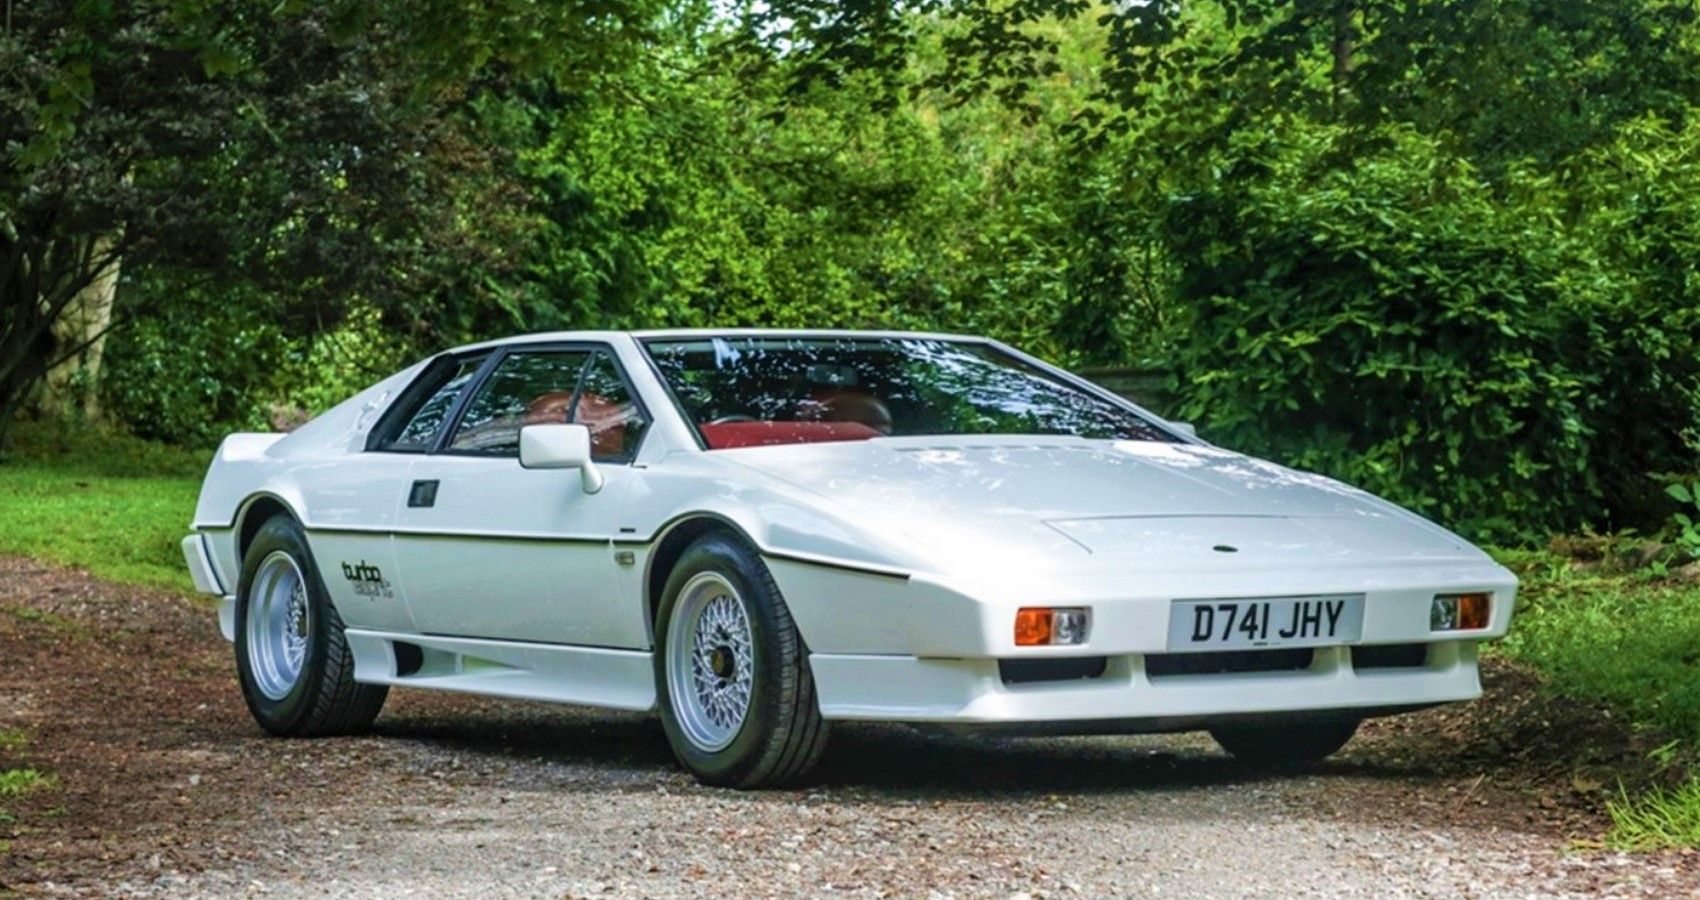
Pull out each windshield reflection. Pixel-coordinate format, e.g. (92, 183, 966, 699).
(643, 336, 1175, 450)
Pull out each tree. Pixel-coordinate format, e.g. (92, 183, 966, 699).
(0, 0, 665, 450)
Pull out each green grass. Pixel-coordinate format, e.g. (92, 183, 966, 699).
(1502, 547, 1700, 745)
(1493, 545, 1700, 849)
(1608, 779, 1700, 850)
(0, 418, 208, 592)
(0, 728, 27, 754)
(0, 729, 50, 828)
(7, 606, 96, 640)
(1495, 550, 1700, 744)
(0, 768, 53, 799)
(0, 766, 55, 827)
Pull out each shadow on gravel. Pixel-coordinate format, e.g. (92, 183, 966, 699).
(813, 726, 1427, 798)
(364, 702, 1425, 800)
(370, 705, 678, 773)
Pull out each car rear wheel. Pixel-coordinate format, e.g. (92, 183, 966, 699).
(1209, 718, 1360, 768)
(235, 514, 387, 736)
(655, 533, 829, 788)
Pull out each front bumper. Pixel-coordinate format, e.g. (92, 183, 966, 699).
(767, 556, 1518, 658)
(811, 641, 1480, 725)
(768, 554, 1513, 726)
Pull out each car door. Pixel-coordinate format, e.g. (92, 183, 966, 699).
(310, 353, 489, 634)
(390, 345, 652, 647)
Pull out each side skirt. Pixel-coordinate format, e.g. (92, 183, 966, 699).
(344, 629, 657, 712)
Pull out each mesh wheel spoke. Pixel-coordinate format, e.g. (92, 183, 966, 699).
(667, 572, 757, 753)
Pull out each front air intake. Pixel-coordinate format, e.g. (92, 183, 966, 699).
(1144, 648, 1314, 679)
(392, 641, 425, 677)
(1352, 643, 1430, 670)
(998, 656, 1109, 685)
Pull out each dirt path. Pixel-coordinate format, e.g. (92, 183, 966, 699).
(1, 556, 1695, 898)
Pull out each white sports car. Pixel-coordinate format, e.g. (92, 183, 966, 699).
(183, 330, 1517, 787)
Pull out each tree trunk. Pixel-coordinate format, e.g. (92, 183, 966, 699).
(0, 339, 49, 457)
(40, 235, 121, 419)
(0, 395, 16, 458)
(1331, 1, 1357, 118)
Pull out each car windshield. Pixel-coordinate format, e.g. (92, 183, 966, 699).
(641, 336, 1177, 449)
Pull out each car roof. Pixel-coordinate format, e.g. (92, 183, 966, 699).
(442, 328, 990, 355)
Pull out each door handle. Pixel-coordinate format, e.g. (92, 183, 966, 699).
(408, 480, 439, 508)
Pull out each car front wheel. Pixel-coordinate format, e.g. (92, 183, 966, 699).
(655, 533, 829, 788)
(235, 514, 387, 736)
(1209, 718, 1360, 768)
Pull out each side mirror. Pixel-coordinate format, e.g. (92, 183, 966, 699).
(518, 424, 604, 494)
(1168, 421, 1198, 439)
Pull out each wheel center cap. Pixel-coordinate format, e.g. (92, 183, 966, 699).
(709, 646, 734, 680)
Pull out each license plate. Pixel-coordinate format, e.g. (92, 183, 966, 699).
(1167, 595, 1364, 651)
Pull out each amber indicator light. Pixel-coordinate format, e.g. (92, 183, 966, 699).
(1014, 608, 1054, 646)
(1456, 592, 1491, 630)
(1431, 592, 1492, 631)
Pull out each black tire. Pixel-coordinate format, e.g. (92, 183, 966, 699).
(234, 514, 387, 736)
(654, 533, 829, 788)
(1209, 718, 1360, 768)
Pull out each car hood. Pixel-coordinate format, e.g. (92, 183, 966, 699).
(716, 436, 1486, 576)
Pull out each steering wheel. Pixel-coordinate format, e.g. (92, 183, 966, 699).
(708, 414, 758, 424)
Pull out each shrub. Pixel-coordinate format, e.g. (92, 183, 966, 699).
(101, 279, 293, 447)
(104, 278, 413, 446)
(1163, 122, 1700, 542)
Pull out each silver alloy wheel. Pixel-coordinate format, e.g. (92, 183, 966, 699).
(665, 571, 755, 752)
(246, 550, 312, 701)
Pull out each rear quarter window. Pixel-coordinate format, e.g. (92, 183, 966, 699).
(367, 354, 488, 452)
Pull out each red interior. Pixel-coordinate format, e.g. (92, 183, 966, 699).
(573, 393, 631, 458)
(698, 421, 881, 449)
(524, 391, 631, 458)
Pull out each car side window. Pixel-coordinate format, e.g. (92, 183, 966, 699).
(446, 351, 591, 455)
(571, 352, 649, 463)
(375, 354, 487, 452)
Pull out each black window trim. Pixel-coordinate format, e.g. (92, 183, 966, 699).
(364, 350, 498, 454)
(429, 340, 655, 465)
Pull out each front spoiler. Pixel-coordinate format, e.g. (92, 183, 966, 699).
(809, 642, 1481, 725)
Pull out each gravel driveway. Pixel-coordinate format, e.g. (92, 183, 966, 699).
(1, 556, 1695, 898)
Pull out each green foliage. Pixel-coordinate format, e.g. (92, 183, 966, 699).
(429, 13, 1119, 365)
(1159, 120, 1700, 541)
(0, 0, 669, 448)
(102, 276, 419, 445)
(270, 307, 415, 423)
(683, 0, 1700, 541)
(101, 279, 293, 447)
(1665, 482, 1700, 561)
